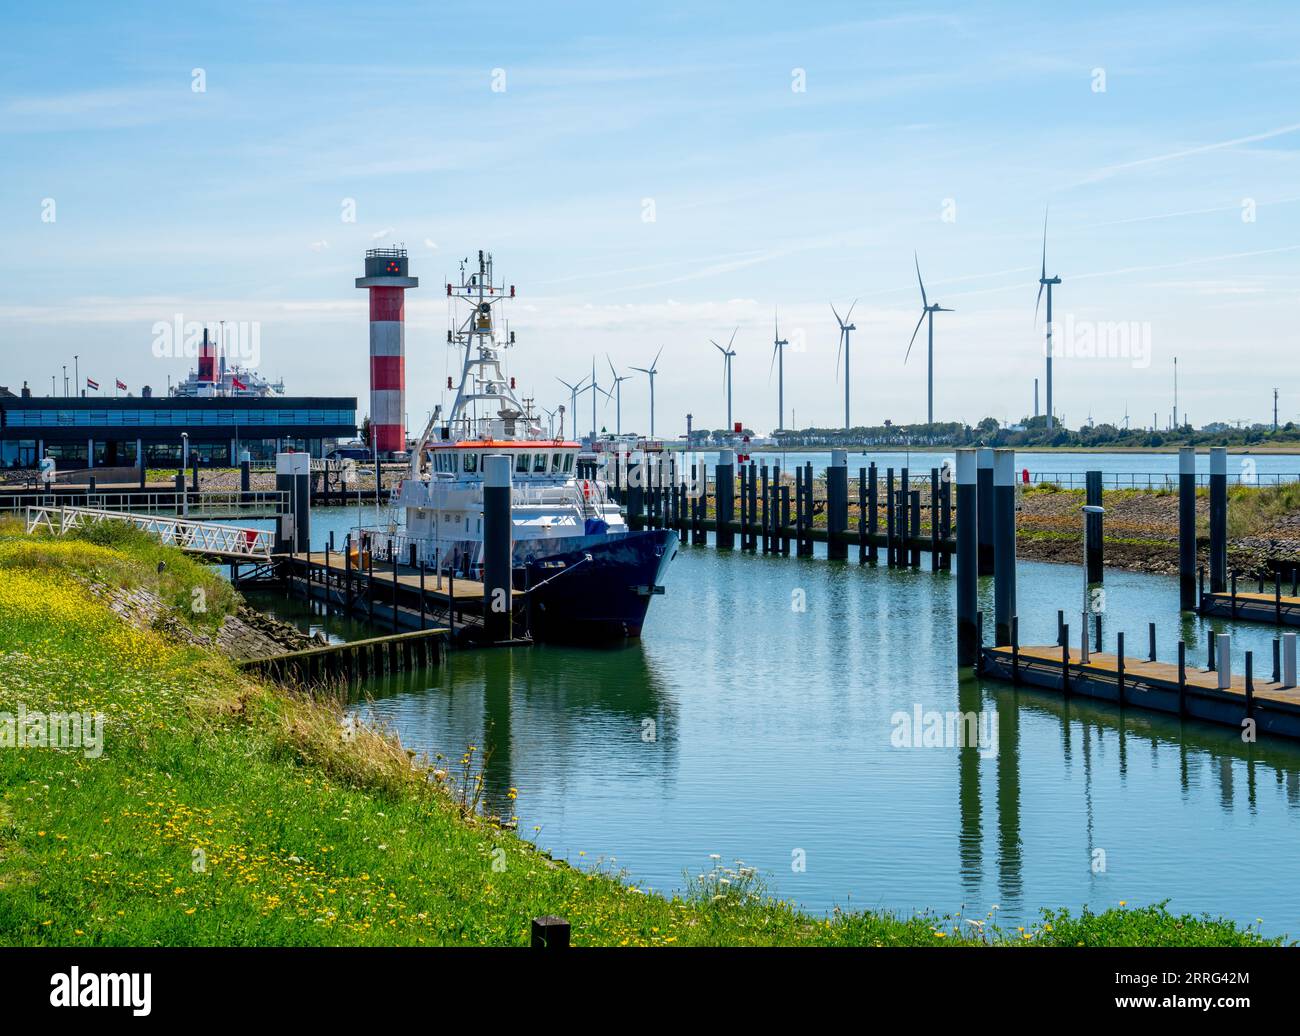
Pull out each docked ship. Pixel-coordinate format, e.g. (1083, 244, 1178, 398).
(384, 251, 678, 641)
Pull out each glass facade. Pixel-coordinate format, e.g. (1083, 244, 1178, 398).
(5, 407, 353, 428)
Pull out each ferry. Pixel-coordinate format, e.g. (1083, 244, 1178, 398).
(379, 251, 677, 641)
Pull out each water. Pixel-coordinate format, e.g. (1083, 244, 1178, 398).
(323, 539, 1300, 938)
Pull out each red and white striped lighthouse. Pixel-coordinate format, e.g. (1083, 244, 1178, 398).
(356, 248, 418, 454)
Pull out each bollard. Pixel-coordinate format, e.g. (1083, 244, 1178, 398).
(976, 447, 994, 576)
(1207, 629, 1216, 671)
(992, 449, 1017, 646)
(531, 915, 570, 949)
(1216, 633, 1231, 690)
(827, 450, 848, 559)
(240, 458, 251, 496)
(1178, 447, 1197, 610)
(1209, 446, 1228, 594)
(857, 468, 867, 565)
(909, 489, 921, 568)
(955, 448, 979, 665)
(1085, 470, 1104, 584)
(1148, 622, 1156, 662)
(1283, 632, 1298, 689)
(483, 455, 513, 643)
(1177, 640, 1187, 716)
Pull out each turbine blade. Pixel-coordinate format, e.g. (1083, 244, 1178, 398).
(904, 310, 926, 363)
(1041, 205, 1049, 281)
(652, 344, 664, 369)
(830, 301, 842, 327)
(1034, 281, 1045, 325)
(914, 252, 928, 309)
(835, 330, 843, 381)
(727, 326, 738, 351)
(844, 297, 858, 323)
(607, 354, 618, 380)
(769, 342, 778, 382)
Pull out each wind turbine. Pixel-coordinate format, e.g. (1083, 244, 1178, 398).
(905, 253, 952, 426)
(630, 346, 663, 439)
(831, 300, 857, 430)
(607, 355, 632, 436)
(541, 406, 557, 438)
(589, 356, 601, 443)
(556, 374, 590, 440)
(710, 328, 738, 430)
(770, 308, 789, 433)
(1035, 207, 1061, 430)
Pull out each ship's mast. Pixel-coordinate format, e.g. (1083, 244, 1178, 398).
(444, 250, 538, 441)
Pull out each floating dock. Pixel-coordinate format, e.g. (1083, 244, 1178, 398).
(980, 642, 1300, 739)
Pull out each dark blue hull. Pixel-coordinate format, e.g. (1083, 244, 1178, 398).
(521, 529, 678, 641)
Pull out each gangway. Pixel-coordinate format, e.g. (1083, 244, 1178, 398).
(24, 505, 273, 561)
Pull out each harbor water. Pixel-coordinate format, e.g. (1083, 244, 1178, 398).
(253, 505, 1300, 938)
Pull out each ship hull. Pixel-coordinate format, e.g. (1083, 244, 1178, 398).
(521, 528, 678, 641)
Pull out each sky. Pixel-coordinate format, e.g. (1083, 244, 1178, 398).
(2, 0, 1299, 436)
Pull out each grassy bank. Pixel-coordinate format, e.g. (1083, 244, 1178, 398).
(0, 518, 1281, 946)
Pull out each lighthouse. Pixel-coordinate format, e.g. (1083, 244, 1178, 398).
(356, 248, 418, 454)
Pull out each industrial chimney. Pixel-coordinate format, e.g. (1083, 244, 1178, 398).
(356, 248, 418, 454)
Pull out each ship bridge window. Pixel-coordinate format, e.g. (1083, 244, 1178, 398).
(515, 453, 530, 474)
(550, 452, 562, 473)
(463, 452, 478, 473)
(564, 453, 574, 473)
(532, 453, 547, 473)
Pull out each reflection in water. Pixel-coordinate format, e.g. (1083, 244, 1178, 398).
(321, 545, 1300, 935)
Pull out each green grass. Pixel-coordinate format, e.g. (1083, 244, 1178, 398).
(0, 518, 1283, 946)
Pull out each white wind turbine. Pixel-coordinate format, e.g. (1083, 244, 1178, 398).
(630, 346, 663, 439)
(831, 299, 858, 430)
(770, 308, 789, 433)
(710, 328, 738, 430)
(905, 253, 952, 426)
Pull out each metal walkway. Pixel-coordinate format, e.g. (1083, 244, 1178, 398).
(25, 505, 272, 561)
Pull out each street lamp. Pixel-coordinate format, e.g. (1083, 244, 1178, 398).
(1081, 504, 1105, 663)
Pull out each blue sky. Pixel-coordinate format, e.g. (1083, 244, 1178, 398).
(2, 1, 1299, 434)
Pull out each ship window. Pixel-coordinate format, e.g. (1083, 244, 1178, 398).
(515, 453, 530, 474)
(564, 453, 574, 473)
(532, 453, 547, 473)
(550, 452, 562, 473)
(463, 452, 477, 473)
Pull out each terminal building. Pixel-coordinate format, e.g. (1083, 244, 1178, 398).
(0, 394, 358, 469)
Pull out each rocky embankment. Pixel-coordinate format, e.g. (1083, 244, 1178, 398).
(1016, 488, 1300, 578)
(81, 579, 326, 660)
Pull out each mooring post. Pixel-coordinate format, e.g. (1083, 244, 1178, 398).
(344, 533, 353, 612)
(1061, 623, 1071, 695)
(868, 463, 879, 565)
(1177, 640, 1187, 715)
(274, 451, 311, 554)
(909, 489, 921, 568)
(483, 454, 513, 643)
(885, 467, 896, 567)
(900, 466, 910, 566)
(240, 457, 251, 497)
(1085, 470, 1104, 584)
(975, 610, 984, 674)
(367, 550, 375, 625)
(1094, 613, 1102, 653)
(1011, 615, 1020, 683)
(1245, 650, 1254, 717)
(976, 447, 994, 576)
(827, 450, 848, 560)
(1216, 633, 1231, 690)
(1275, 571, 1282, 625)
(803, 462, 814, 556)
(1283, 632, 1298, 689)
(419, 561, 427, 630)
(736, 464, 747, 547)
(1117, 631, 1125, 705)
(992, 449, 1017, 647)
(780, 483, 791, 554)
(857, 468, 867, 565)
(748, 461, 759, 551)
(712, 450, 734, 550)
(1178, 446, 1197, 610)
(1148, 621, 1156, 662)
(939, 470, 952, 571)
(1057, 609, 1065, 646)
(530, 916, 570, 950)
(929, 468, 940, 570)
(1209, 446, 1228, 594)
(1207, 628, 1216, 672)
(1273, 637, 1282, 683)
(760, 464, 770, 554)
(955, 448, 979, 666)
(389, 538, 399, 631)
(1231, 572, 1238, 618)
